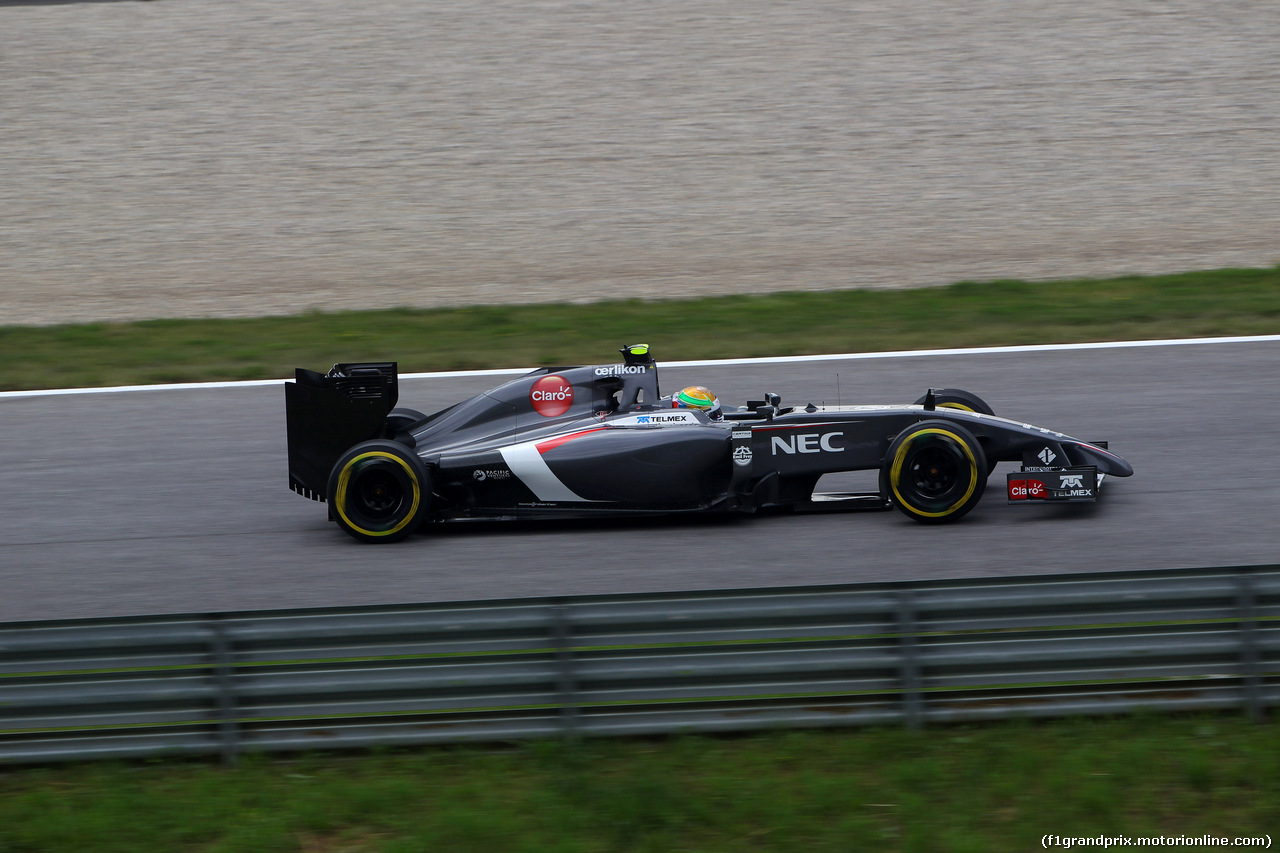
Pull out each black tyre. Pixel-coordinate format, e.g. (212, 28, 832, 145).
(881, 420, 987, 524)
(383, 407, 428, 439)
(913, 388, 995, 416)
(327, 439, 431, 543)
(913, 389, 999, 476)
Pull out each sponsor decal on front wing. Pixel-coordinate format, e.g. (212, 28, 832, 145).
(1008, 478, 1048, 500)
(1008, 468, 1098, 503)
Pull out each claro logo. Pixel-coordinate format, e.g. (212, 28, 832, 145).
(771, 432, 845, 455)
(1008, 479, 1048, 500)
(530, 375, 574, 417)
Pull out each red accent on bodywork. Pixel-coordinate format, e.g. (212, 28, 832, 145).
(529, 375, 575, 417)
(535, 427, 611, 455)
(1008, 479, 1047, 501)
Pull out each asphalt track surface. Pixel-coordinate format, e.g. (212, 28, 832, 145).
(2, 339, 1277, 624)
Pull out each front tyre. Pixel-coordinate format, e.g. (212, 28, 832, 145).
(327, 440, 431, 543)
(881, 420, 987, 524)
(913, 388, 995, 415)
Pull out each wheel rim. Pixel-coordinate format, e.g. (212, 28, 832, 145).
(353, 467, 406, 518)
(906, 444, 964, 501)
(890, 429, 979, 517)
(335, 452, 421, 536)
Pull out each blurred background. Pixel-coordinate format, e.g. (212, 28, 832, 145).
(2, 0, 1278, 326)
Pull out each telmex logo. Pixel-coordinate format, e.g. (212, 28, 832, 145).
(530, 375, 574, 417)
(771, 432, 845, 455)
(619, 412, 697, 426)
(1060, 474, 1084, 488)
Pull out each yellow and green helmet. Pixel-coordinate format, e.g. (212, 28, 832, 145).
(673, 385, 722, 419)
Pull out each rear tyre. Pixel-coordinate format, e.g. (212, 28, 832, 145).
(384, 407, 428, 439)
(327, 440, 431, 543)
(914, 389, 995, 416)
(881, 420, 987, 524)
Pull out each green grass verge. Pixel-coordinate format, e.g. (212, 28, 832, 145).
(1, 715, 1276, 852)
(3, 266, 1279, 391)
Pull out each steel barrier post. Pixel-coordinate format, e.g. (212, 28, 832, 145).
(208, 615, 241, 764)
(550, 603, 580, 739)
(1235, 572, 1263, 722)
(896, 589, 923, 730)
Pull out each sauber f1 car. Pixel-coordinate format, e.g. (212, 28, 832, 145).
(285, 345, 1133, 542)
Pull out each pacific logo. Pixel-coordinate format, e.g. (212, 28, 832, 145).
(530, 375, 574, 417)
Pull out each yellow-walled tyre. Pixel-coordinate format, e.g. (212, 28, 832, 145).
(881, 420, 987, 524)
(913, 388, 995, 415)
(327, 440, 431, 543)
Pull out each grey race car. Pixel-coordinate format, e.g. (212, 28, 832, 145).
(285, 344, 1133, 542)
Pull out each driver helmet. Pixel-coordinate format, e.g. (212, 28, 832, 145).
(673, 385, 722, 420)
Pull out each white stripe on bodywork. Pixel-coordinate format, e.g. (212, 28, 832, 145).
(4, 335, 1279, 398)
(500, 441, 601, 502)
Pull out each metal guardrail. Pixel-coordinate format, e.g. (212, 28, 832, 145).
(1, 565, 1276, 764)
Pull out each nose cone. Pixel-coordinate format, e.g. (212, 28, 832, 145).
(1071, 441, 1134, 477)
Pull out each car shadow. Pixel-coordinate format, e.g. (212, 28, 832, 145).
(418, 511, 749, 542)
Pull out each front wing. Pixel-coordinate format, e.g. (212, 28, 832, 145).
(1007, 467, 1101, 504)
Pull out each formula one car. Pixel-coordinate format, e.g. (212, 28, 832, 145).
(285, 345, 1133, 542)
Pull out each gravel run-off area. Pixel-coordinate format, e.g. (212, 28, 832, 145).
(1, 0, 1278, 326)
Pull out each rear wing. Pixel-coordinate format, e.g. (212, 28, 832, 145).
(285, 362, 398, 500)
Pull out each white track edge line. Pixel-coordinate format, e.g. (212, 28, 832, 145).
(4, 334, 1278, 399)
